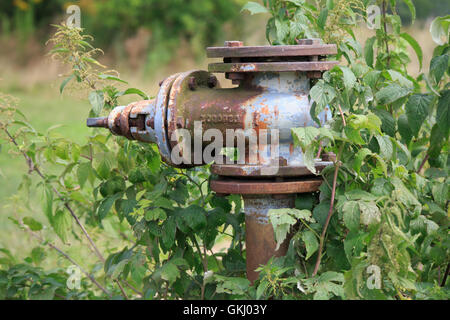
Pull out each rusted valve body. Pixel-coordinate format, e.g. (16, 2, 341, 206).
(87, 40, 338, 283)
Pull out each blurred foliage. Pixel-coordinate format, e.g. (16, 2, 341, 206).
(0, 0, 247, 71)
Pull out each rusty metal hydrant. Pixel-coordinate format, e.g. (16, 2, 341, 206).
(87, 40, 338, 283)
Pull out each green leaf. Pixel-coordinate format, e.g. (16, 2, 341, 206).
(60, 74, 75, 94)
(275, 18, 289, 42)
(89, 90, 104, 116)
(397, 114, 413, 144)
(117, 88, 149, 100)
(302, 230, 319, 260)
(400, 33, 422, 70)
(353, 148, 373, 174)
(364, 36, 376, 67)
(269, 208, 314, 250)
(52, 210, 71, 243)
(339, 66, 357, 89)
(160, 261, 180, 284)
(77, 162, 91, 188)
(215, 275, 250, 296)
(400, 0, 416, 22)
(42, 184, 53, 224)
(375, 135, 393, 160)
(387, 70, 413, 88)
(405, 94, 433, 137)
(22, 217, 43, 231)
(391, 177, 421, 208)
(344, 126, 364, 145)
(428, 124, 445, 158)
(161, 216, 176, 249)
(241, 1, 269, 15)
(432, 183, 448, 207)
(342, 201, 360, 232)
(317, 9, 328, 30)
(145, 208, 166, 221)
(98, 74, 128, 84)
(310, 80, 336, 110)
(345, 189, 378, 201)
(430, 54, 449, 84)
(180, 205, 207, 231)
(98, 194, 121, 221)
(436, 89, 450, 136)
(375, 83, 411, 105)
(256, 279, 269, 299)
(291, 127, 320, 149)
(358, 201, 380, 225)
(430, 15, 450, 45)
(373, 109, 395, 137)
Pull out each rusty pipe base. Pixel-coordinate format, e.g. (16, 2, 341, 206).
(243, 194, 295, 283)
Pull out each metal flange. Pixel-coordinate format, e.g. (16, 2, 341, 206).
(210, 177, 323, 195)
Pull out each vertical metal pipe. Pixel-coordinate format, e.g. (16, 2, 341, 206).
(242, 194, 295, 283)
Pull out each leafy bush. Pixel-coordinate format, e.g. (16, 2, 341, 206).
(0, 0, 449, 300)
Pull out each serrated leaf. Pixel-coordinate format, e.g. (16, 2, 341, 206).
(275, 18, 289, 42)
(373, 109, 395, 137)
(387, 70, 413, 88)
(353, 148, 373, 174)
(22, 217, 43, 231)
(345, 189, 378, 201)
(391, 177, 420, 208)
(291, 127, 320, 149)
(269, 208, 314, 250)
(160, 261, 180, 283)
(432, 183, 448, 207)
(161, 216, 176, 248)
(310, 80, 336, 110)
(339, 66, 357, 89)
(89, 90, 104, 116)
(358, 201, 380, 225)
(77, 162, 90, 188)
(344, 126, 364, 145)
(145, 208, 166, 221)
(342, 201, 360, 232)
(302, 230, 319, 260)
(436, 89, 450, 136)
(98, 194, 121, 221)
(430, 54, 449, 84)
(405, 94, 433, 137)
(397, 114, 413, 144)
(375, 83, 411, 105)
(52, 210, 71, 243)
(375, 135, 393, 160)
(181, 205, 207, 231)
(241, 1, 269, 15)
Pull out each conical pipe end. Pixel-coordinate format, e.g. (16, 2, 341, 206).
(86, 117, 108, 128)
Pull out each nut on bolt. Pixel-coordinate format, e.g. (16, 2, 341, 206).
(188, 76, 197, 90)
(207, 75, 218, 88)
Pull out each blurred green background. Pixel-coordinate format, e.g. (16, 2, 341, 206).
(0, 0, 448, 256)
